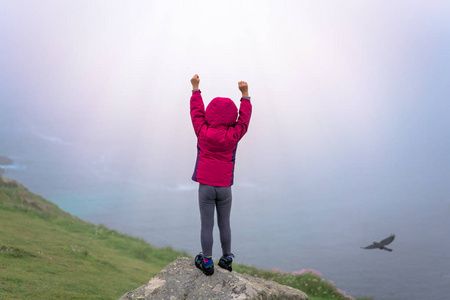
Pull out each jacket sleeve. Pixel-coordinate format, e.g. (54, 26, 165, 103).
(233, 98, 252, 141)
(190, 90, 206, 137)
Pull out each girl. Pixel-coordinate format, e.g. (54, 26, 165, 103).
(190, 74, 252, 275)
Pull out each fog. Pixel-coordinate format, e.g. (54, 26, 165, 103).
(2, 0, 449, 192)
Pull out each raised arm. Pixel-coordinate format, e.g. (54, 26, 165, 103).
(190, 74, 205, 136)
(234, 81, 252, 141)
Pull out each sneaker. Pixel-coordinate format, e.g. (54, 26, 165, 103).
(194, 253, 214, 276)
(218, 253, 235, 272)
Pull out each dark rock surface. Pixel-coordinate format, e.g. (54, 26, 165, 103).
(120, 257, 308, 300)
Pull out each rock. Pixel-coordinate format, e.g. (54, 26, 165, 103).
(120, 257, 308, 300)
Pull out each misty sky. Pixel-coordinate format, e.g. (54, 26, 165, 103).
(1, 1, 449, 203)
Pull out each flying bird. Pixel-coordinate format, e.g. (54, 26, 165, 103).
(361, 234, 396, 252)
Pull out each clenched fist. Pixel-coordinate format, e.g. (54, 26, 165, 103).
(238, 81, 249, 97)
(191, 74, 200, 90)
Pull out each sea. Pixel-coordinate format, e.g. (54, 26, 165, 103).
(1, 124, 449, 300)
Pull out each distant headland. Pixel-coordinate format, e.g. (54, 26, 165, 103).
(0, 156, 13, 176)
(0, 156, 13, 165)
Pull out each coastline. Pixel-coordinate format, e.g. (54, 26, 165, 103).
(0, 177, 363, 300)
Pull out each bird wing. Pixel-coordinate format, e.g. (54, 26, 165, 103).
(361, 243, 379, 249)
(380, 234, 395, 246)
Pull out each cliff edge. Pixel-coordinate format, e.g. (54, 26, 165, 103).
(120, 257, 308, 300)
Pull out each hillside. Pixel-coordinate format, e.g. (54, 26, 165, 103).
(0, 177, 369, 299)
(0, 177, 188, 299)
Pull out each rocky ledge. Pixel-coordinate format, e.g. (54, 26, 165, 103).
(120, 257, 308, 300)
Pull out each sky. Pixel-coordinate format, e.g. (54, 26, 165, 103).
(1, 0, 449, 201)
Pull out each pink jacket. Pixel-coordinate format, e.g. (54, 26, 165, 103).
(190, 90, 252, 187)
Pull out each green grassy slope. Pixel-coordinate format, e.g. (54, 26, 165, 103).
(0, 177, 370, 300)
(0, 178, 188, 299)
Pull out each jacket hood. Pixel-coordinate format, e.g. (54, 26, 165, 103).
(205, 97, 238, 127)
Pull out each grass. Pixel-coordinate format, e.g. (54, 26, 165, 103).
(0, 177, 371, 299)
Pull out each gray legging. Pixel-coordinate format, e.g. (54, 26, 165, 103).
(198, 183, 232, 257)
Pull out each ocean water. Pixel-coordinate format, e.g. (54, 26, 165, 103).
(1, 125, 450, 300)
